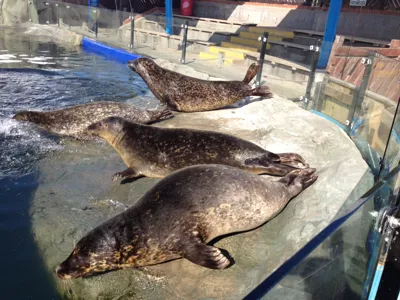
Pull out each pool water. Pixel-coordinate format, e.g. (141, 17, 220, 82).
(0, 28, 155, 299)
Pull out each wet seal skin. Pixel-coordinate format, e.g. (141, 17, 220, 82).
(127, 58, 273, 112)
(56, 164, 318, 279)
(12, 101, 173, 140)
(87, 116, 310, 183)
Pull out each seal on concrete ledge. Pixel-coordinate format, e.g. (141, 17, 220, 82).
(87, 116, 309, 182)
(127, 58, 273, 112)
(56, 164, 318, 279)
(12, 102, 173, 140)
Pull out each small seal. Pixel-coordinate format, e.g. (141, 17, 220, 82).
(127, 58, 273, 112)
(12, 102, 172, 140)
(56, 164, 318, 279)
(87, 116, 309, 182)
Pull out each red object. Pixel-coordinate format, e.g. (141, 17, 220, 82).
(180, 0, 194, 16)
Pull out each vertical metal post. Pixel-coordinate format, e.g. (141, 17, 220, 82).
(165, 0, 173, 35)
(378, 96, 400, 179)
(348, 52, 375, 131)
(66, 5, 70, 29)
(217, 52, 225, 69)
(317, 0, 343, 69)
(46, 2, 50, 24)
(254, 32, 269, 87)
(130, 13, 135, 51)
(303, 39, 321, 109)
(180, 20, 189, 64)
(56, 4, 59, 27)
(94, 9, 98, 38)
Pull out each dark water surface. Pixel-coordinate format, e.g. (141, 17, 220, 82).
(0, 28, 153, 299)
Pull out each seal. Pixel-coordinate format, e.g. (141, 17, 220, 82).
(12, 102, 172, 140)
(56, 164, 318, 279)
(127, 58, 273, 112)
(86, 116, 309, 182)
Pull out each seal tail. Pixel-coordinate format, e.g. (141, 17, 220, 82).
(146, 105, 174, 124)
(247, 86, 274, 98)
(242, 63, 260, 84)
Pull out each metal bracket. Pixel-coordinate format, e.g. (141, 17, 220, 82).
(361, 57, 372, 65)
(258, 36, 267, 42)
(310, 45, 320, 52)
(181, 24, 188, 29)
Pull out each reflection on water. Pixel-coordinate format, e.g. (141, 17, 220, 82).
(0, 27, 152, 299)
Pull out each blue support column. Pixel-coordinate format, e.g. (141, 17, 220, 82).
(317, 0, 343, 69)
(165, 0, 173, 35)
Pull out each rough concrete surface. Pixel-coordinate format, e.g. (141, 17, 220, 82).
(30, 79, 373, 299)
(23, 24, 83, 46)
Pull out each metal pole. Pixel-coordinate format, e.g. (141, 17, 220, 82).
(94, 9, 98, 38)
(165, 0, 173, 35)
(66, 5, 70, 29)
(317, 0, 343, 69)
(348, 52, 375, 131)
(130, 13, 135, 51)
(254, 32, 269, 87)
(46, 2, 50, 24)
(56, 4, 59, 27)
(303, 39, 321, 109)
(378, 96, 400, 179)
(180, 20, 188, 64)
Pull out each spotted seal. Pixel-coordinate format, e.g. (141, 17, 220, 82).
(86, 116, 309, 182)
(127, 58, 273, 112)
(56, 164, 318, 278)
(12, 102, 172, 140)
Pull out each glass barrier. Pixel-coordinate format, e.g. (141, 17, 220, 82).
(244, 165, 400, 300)
(37, 1, 320, 102)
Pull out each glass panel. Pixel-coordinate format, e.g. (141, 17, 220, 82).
(245, 166, 400, 300)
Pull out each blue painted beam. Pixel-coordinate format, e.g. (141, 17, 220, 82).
(165, 0, 174, 35)
(317, 0, 343, 69)
(82, 37, 141, 64)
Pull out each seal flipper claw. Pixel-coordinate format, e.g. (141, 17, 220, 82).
(181, 242, 231, 270)
(278, 153, 309, 168)
(112, 168, 142, 182)
(248, 86, 273, 98)
(244, 155, 299, 176)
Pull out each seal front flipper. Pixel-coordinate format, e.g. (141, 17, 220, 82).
(242, 63, 260, 84)
(244, 156, 299, 176)
(247, 86, 274, 98)
(112, 168, 143, 182)
(179, 234, 231, 269)
(278, 153, 309, 168)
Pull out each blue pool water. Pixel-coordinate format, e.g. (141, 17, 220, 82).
(0, 28, 155, 299)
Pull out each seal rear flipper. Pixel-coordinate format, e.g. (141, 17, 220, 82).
(112, 168, 143, 182)
(146, 105, 174, 124)
(242, 63, 260, 84)
(248, 86, 274, 98)
(180, 242, 232, 270)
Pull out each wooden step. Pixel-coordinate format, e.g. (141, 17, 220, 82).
(239, 31, 283, 42)
(230, 36, 271, 50)
(220, 41, 259, 52)
(208, 46, 246, 59)
(248, 27, 294, 39)
(199, 52, 244, 65)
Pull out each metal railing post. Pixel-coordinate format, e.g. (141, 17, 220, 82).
(94, 9, 98, 38)
(45, 2, 50, 24)
(302, 39, 321, 109)
(348, 52, 375, 132)
(180, 21, 189, 64)
(254, 32, 268, 87)
(66, 5, 70, 29)
(55, 3, 59, 27)
(130, 13, 135, 51)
